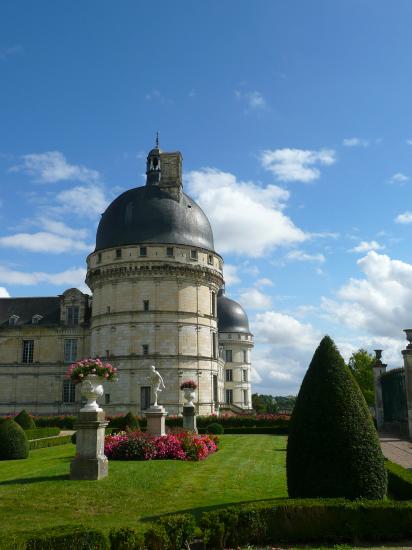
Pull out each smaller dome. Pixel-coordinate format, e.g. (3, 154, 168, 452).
(217, 289, 250, 334)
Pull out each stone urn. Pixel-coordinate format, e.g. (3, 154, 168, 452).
(183, 388, 196, 407)
(80, 374, 104, 412)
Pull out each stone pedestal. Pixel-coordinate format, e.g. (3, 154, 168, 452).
(145, 406, 167, 436)
(70, 410, 108, 480)
(182, 404, 197, 433)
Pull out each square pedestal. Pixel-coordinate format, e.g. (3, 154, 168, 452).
(145, 406, 167, 436)
(70, 410, 109, 481)
(183, 404, 197, 433)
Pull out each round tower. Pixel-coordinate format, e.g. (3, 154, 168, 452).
(217, 288, 254, 411)
(86, 143, 224, 415)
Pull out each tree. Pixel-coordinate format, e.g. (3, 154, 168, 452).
(286, 336, 387, 499)
(251, 394, 278, 414)
(347, 349, 375, 406)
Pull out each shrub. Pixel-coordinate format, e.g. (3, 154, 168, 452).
(144, 524, 170, 550)
(287, 336, 387, 500)
(199, 426, 288, 435)
(386, 459, 412, 500)
(25, 525, 108, 549)
(122, 411, 140, 431)
(207, 422, 224, 434)
(29, 435, 72, 450)
(14, 409, 36, 430)
(33, 415, 76, 429)
(109, 527, 145, 549)
(25, 427, 60, 440)
(157, 514, 196, 550)
(0, 419, 29, 460)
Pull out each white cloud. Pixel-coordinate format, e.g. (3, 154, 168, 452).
(145, 90, 172, 104)
(286, 250, 325, 263)
(253, 310, 320, 350)
(186, 169, 306, 256)
(40, 219, 88, 239)
(342, 137, 369, 147)
(395, 212, 412, 224)
(406, 140, 412, 146)
(0, 287, 10, 297)
(10, 151, 100, 184)
(223, 264, 240, 286)
(0, 232, 92, 254)
(238, 288, 272, 310)
(235, 90, 267, 110)
(255, 278, 273, 287)
(260, 148, 336, 183)
(350, 240, 384, 253)
(388, 172, 409, 185)
(54, 185, 108, 217)
(0, 265, 87, 287)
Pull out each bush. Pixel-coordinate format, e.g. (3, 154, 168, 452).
(386, 459, 412, 500)
(14, 409, 36, 430)
(287, 335, 387, 500)
(25, 525, 108, 549)
(109, 527, 145, 549)
(25, 427, 60, 440)
(108, 413, 141, 432)
(207, 422, 224, 434)
(157, 514, 196, 550)
(144, 524, 170, 550)
(33, 415, 76, 429)
(0, 419, 29, 460)
(199, 426, 288, 435)
(29, 435, 72, 450)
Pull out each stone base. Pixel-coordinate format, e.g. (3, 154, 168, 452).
(70, 456, 108, 480)
(183, 404, 197, 433)
(145, 406, 167, 436)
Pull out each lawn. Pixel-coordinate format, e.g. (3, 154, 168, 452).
(0, 435, 287, 536)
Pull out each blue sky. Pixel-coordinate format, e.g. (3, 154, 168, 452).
(2, 1, 412, 395)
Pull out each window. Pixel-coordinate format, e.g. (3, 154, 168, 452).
(243, 390, 248, 406)
(243, 369, 248, 382)
(225, 389, 233, 404)
(243, 349, 247, 363)
(9, 315, 19, 326)
(190, 249, 198, 260)
(97, 252, 102, 263)
(116, 248, 122, 258)
(22, 340, 34, 364)
(208, 254, 213, 265)
(166, 247, 174, 257)
(139, 246, 147, 257)
(32, 314, 43, 324)
(105, 394, 110, 405)
(63, 379, 76, 403)
(226, 369, 233, 382)
(107, 306, 111, 313)
(212, 333, 217, 359)
(141, 386, 151, 410)
(142, 344, 149, 355)
(225, 349, 233, 363)
(67, 306, 79, 326)
(64, 339, 78, 363)
(211, 291, 216, 317)
(143, 300, 149, 312)
(213, 375, 218, 403)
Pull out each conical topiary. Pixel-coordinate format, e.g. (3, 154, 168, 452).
(121, 412, 140, 431)
(286, 335, 387, 499)
(14, 409, 36, 430)
(0, 419, 29, 460)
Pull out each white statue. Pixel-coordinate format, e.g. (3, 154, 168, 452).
(147, 365, 165, 407)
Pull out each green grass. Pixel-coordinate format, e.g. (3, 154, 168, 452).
(0, 435, 287, 536)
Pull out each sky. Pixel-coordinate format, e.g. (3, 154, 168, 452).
(1, 1, 412, 396)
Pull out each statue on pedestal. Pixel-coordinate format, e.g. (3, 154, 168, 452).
(147, 365, 165, 407)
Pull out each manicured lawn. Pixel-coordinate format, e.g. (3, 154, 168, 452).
(0, 435, 287, 536)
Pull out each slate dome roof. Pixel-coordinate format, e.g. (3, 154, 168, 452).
(95, 185, 215, 252)
(217, 289, 250, 334)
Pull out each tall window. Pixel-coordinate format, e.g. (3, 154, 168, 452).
(97, 252, 102, 263)
(190, 249, 198, 260)
(213, 375, 218, 403)
(9, 315, 19, 326)
(208, 254, 213, 265)
(243, 390, 248, 406)
(67, 306, 79, 326)
(243, 349, 247, 363)
(141, 386, 151, 410)
(116, 248, 122, 258)
(211, 291, 216, 317)
(225, 349, 233, 363)
(64, 339, 78, 363)
(166, 247, 174, 257)
(225, 389, 233, 404)
(105, 394, 111, 405)
(225, 369, 233, 382)
(142, 344, 149, 355)
(139, 246, 147, 257)
(212, 333, 217, 359)
(63, 379, 76, 403)
(243, 369, 248, 382)
(22, 340, 34, 364)
(143, 300, 149, 311)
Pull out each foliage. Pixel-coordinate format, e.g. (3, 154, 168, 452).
(156, 514, 196, 550)
(207, 422, 224, 434)
(199, 426, 288, 435)
(25, 525, 108, 549)
(66, 357, 117, 383)
(105, 431, 219, 461)
(29, 435, 72, 450)
(195, 413, 290, 428)
(275, 395, 296, 412)
(108, 414, 143, 431)
(287, 335, 387, 499)
(386, 459, 412, 500)
(25, 427, 60, 440)
(14, 409, 36, 430)
(180, 379, 197, 390)
(0, 419, 29, 460)
(252, 393, 279, 414)
(347, 348, 375, 406)
(122, 412, 140, 431)
(109, 527, 145, 549)
(32, 415, 77, 429)
(144, 524, 170, 550)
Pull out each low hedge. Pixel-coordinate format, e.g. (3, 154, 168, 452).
(386, 459, 412, 500)
(33, 416, 77, 429)
(25, 427, 60, 440)
(25, 525, 108, 549)
(198, 426, 288, 435)
(29, 435, 72, 450)
(200, 499, 412, 548)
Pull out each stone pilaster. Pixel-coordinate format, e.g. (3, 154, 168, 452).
(402, 330, 412, 440)
(70, 410, 108, 480)
(372, 349, 386, 431)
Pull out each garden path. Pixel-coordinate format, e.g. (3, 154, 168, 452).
(380, 433, 412, 470)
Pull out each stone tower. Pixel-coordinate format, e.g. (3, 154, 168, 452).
(85, 143, 225, 415)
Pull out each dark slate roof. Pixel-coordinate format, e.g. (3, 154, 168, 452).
(217, 289, 250, 334)
(95, 185, 215, 252)
(0, 297, 60, 326)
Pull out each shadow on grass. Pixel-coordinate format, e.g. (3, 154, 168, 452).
(0, 474, 69, 485)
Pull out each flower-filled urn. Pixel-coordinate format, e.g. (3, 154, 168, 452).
(180, 379, 197, 407)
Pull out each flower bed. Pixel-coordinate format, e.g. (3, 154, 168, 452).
(105, 431, 218, 461)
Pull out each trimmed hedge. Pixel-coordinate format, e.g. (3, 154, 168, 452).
(33, 415, 77, 429)
(198, 426, 289, 435)
(109, 527, 145, 549)
(25, 525, 108, 549)
(29, 435, 72, 450)
(14, 409, 36, 430)
(200, 499, 412, 549)
(386, 459, 412, 500)
(25, 427, 60, 440)
(0, 419, 29, 460)
(207, 423, 224, 434)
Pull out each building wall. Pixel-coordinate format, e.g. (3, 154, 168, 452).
(219, 331, 254, 410)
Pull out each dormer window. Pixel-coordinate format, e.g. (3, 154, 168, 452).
(9, 315, 19, 326)
(32, 314, 43, 325)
